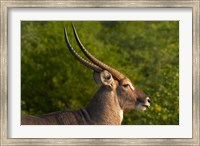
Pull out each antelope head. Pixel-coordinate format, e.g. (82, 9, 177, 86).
(64, 25, 150, 124)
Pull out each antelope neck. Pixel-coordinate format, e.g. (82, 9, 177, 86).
(85, 86, 123, 125)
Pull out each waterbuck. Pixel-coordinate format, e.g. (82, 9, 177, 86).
(21, 25, 150, 125)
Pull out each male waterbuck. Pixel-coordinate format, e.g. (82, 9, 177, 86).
(21, 25, 150, 125)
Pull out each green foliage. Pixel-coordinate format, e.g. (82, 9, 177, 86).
(21, 21, 179, 125)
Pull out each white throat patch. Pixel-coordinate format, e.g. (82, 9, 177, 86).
(119, 110, 124, 123)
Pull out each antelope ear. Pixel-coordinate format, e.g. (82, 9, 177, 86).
(93, 70, 114, 89)
(101, 71, 115, 89)
(100, 70, 114, 89)
(93, 71, 101, 84)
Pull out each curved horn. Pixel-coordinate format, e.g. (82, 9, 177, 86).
(64, 27, 102, 72)
(72, 24, 125, 80)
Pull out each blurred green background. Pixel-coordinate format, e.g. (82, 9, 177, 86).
(21, 21, 179, 125)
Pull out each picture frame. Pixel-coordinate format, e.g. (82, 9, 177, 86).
(1, 0, 199, 145)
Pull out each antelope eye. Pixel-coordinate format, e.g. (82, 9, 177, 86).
(123, 84, 129, 88)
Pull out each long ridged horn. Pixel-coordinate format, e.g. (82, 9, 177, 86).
(72, 24, 125, 80)
(64, 27, 102, 72)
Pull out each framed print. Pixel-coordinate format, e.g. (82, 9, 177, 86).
(1, 0, 199, 145)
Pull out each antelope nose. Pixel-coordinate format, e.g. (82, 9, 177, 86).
(147, 97, 150, 103)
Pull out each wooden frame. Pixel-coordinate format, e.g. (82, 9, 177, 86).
(1, 0, 199, 145)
